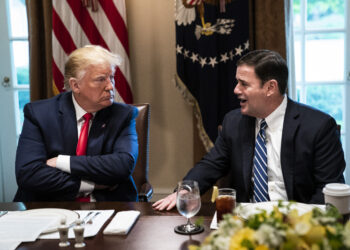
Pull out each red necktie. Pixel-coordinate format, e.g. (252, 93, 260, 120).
(76, 113, 93, 202)
(76, 113, 93, 156)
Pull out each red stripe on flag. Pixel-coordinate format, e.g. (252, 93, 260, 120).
(52, 8, 77, 54)
(98, 0, 129, 56)
(66, 0, 109, 49)
(115, 68, 133, 104)
(52, 59, 65, 93)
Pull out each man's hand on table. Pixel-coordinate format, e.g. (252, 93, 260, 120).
(152, 192, 177, 211)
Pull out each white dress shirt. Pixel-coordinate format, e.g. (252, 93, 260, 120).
(255, 95, 288, 201)
(56, 95, 95, 195)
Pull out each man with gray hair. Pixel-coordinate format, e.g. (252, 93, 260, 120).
(14, 45, 139, 202)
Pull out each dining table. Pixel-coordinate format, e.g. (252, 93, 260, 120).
(0, 201, 216, 250)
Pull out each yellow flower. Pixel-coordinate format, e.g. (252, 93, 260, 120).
(287, 209, 301, 226)
(311, 244, 320, 250)
(284, 229, 311, 250)
(188, 246, 199, 250)
(300, 211, 312, 223)
(255, 245, 269, 250)
(296, 239, 311, 250)
(229, 228, 255, 250)
(304, 225, 325, 245)
(326, 225, 336, 235)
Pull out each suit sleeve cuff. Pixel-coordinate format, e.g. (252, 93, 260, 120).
(56, 155, 71, 173)
(79, 180, 95, 193)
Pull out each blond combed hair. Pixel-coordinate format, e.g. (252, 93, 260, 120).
(63, 45, 122, 90)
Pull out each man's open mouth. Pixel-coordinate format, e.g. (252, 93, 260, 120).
(239, 98, 247, 105)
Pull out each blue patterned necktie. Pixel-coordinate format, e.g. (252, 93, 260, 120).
(253, 119, 270, 202)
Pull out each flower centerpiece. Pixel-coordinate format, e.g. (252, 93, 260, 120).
(190, 202, 350, 250)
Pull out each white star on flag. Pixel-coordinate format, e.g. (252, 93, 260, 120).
(199, 57, 207, 68)
(229, 50, 235, 60)
(184, 49, 190, 58)
(244, 40, 249, 50)
(220, 53, 229, 63)
(190, 52, 199, 62)
(235, 45, 243, 56)
(209, 57, 218, 68)
(176, 44, 183, 54)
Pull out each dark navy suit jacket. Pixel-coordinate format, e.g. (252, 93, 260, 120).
(184, 98, 345, 204)
(14, 91, 139, 202)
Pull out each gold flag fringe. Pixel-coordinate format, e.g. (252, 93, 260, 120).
(174, 73, 214, 152)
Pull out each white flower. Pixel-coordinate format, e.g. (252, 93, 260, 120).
(294, 221, 311, 235)
(342, 222, 350, 247)
(314, 216, 337, 224)
(211, 236, 231, 250)
(254, 224, 285, 248)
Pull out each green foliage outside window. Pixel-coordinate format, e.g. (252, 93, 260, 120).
(306, 85, 343, 126)
(16, 66, 29, 85)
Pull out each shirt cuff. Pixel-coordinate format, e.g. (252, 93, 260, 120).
(56, 155, 71, 173)
(80, 180, 95, 193)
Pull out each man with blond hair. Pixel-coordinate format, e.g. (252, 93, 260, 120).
(14, 45, 139, 202)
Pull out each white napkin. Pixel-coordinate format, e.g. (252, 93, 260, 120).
(210, 211, 218, 230)
(103, 210, 140, 235)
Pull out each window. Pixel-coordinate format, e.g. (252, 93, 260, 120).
(292, 0, 349, 182)
(8, 0, 30, 131)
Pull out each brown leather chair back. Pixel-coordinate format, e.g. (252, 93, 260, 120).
(132, 104, 153, 201)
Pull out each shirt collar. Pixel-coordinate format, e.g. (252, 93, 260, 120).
(256, 95, 287, 131)
(72, 94, 96, 121)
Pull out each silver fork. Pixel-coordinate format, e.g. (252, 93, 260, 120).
(82, 211, 94, 224)
(86, 212, 101, 224)
(69, 211, 94, 228)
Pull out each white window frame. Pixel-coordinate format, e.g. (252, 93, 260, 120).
(290, 0, 350, 183)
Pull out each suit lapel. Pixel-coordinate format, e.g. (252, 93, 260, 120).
(280, 98, 300, 200)
(87, 107, 110, 155)
(59, 92, 78, 155)
(241, 116, 255, 197)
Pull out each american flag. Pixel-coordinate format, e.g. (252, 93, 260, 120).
(52, 0, 132, 103)
(175, 0, 249, 151)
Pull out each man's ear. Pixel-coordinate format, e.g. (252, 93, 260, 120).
(266, 79, 279, 96)
(69, 78, 80, 94)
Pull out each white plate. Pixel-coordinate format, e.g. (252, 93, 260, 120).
(238, 201, 317, 219)
(17, 208, 79, 234)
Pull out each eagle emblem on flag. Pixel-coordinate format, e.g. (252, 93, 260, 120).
(176, 0, 235, 39)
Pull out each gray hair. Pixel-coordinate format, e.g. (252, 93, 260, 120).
(63, 45, 122, 90)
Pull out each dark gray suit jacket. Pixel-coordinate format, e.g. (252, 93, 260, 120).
(14, 91, 139, 202)
(184, 98, 345, 204)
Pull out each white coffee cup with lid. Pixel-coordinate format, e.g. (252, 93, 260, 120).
(323, 183, 350, 214)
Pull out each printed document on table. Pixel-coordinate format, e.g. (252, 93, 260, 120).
(0, 241, 21, 250)
(0, 214, 57, 242)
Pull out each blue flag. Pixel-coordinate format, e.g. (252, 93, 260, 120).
(175, 0, 249, 151)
